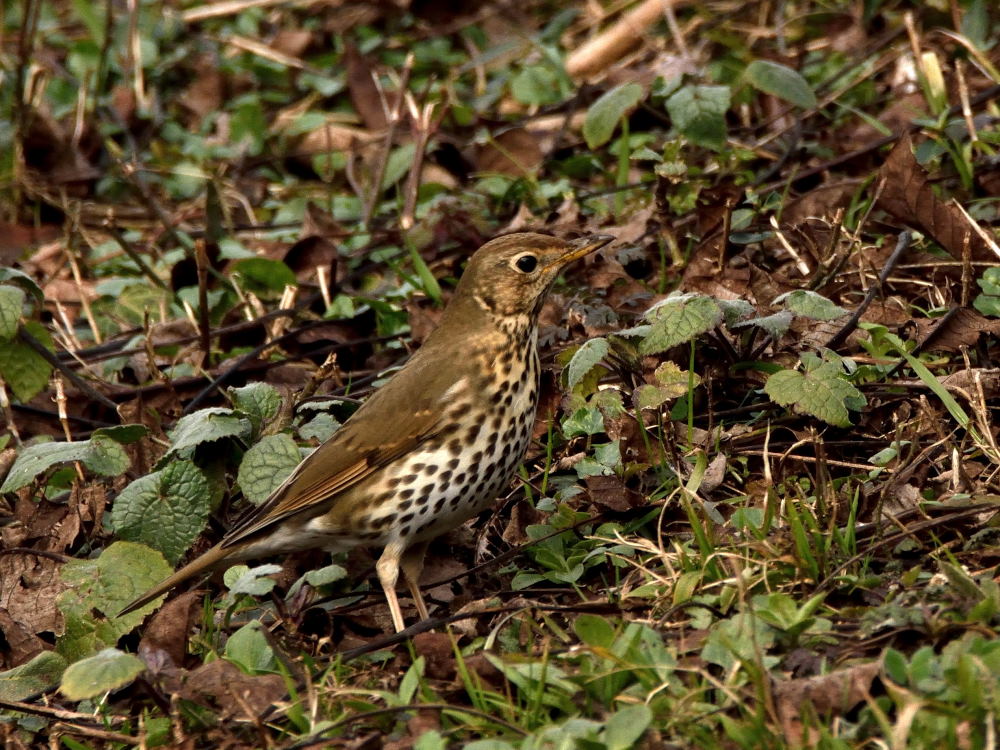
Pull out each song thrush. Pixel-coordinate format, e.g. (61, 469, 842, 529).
(120, 232, 613, 632)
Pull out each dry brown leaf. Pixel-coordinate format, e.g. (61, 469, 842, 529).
(0, 553, 66, 641)
(774, 660, 880, 746)
(345, 43, 388, 132)
(180, 659, 286, 720)
(877, 135, 995, 262)
(473, 128, 544, 177)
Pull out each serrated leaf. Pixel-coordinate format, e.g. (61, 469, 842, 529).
(58, 542, 172, 659)
(775, 290, 846, 321)
(0, 322, 53, 402)
(732, 310, 794, 338)
(665, 84, 730, 150)
(224, 621, 276, 675)
(0, 650, 67, 701)
(84, 434, 131, 476)
(745, 60, 817, 109)
(566, 338, 609, 390)
(238, 433, 302, 504)
(109, 460, 212, 564)
(94, 424, 150, 444)
(230, 382, 282, 434)
(583, 82, 644, 149)
(0, 284, 25, 341)
(59, 648, 144, 700)
(561, 406, 605, 438)
(764, 361, 865, 427)
(640, 296, 723, 354)
(166, 408, 252, 458)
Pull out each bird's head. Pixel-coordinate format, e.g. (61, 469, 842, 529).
(455, 233, 613, 322)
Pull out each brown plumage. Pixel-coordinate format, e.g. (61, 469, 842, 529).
(119, 232, 613, 631)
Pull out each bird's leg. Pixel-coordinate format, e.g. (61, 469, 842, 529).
(400, 541, 430, 621)
(375, 540, 406, 633)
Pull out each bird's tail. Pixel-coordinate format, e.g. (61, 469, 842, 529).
(117, 543, 236, 618)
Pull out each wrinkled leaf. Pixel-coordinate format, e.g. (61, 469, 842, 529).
(566, 338, 609, 390)
(230, 382, 282, 434)
(109, 460, 212, 564)
(0, 321, 53, 402)
(237, 433, 302, 504)
(665, 85, 730, 150)
(765, 361, 865, 427)
(166, 408, 252, 459)
(640, 295, 723, 354)
(1, 430, 132, 493)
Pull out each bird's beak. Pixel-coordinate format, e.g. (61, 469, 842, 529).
(545, 234, 615, 272)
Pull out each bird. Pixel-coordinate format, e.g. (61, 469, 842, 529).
(119, 232, 613, 632)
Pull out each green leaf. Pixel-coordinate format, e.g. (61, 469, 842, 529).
(0, 267, 44, 302)
(604, 704, 653, 750)
(109, 460, 212, 564)
(764, 361, 865, 427)
(510, 65, 565, 107)
(745, 60, 817, 109)
(573, 614, 615, 648)
(225, 563, 282, 596)
(561, 406, 605, 438)
(1, 433, 132, 493)
(640, 295, 723, 354)
(0, 284, 25, 341)
(304, 563, 347, 587)
(299, 412, 341, 442)
(583, 83, 644, 149)
(0, 650, 67, 701)
(717, 298, 754, 326)
(382, 142, 417, 190)
(732, 310, 794, 338)
(230, 382, 282, 434)
(58, 542, 172, 659)
(237, 433, 302, 504)
(59, 648, 144, 700)
(94, 424, 150, 444)
(224, 621, 276, 675)
(566, 338, 609, 390)
(230, 258, 297, 295)
(166, 408, 252, 458)
(665, 85, 730, 150)
(776, 290, 846, 321)
(0, 321, 53, 402)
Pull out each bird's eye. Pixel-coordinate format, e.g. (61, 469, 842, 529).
(514, 254, 538, 273)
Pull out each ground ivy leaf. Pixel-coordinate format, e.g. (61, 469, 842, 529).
(166, 407, 251, 458)
(0, 284, 25, 341)
(764, 362, 865, 427)
(298, 412, 341, 442)
(0, 322, 53, 402)
(238, 433, 302, 504)
(58, 542, 172, 659)
(665, 84, 730, 150)
(640, 295, 723, 354)
(745, 59, 817, 109)
(1, 440, 88, 492)
(225, 563, 282, 596)
(717, 298, 754, 326)
(84, 434, 131, 477)
(59, 648, 145, 700)
(0, 650, 67, 701)
(776, 290, 846, 321)
(583, 82, 644, 149)
(0, 267, 44, 302)
(230, 382, 282, 434)
(566, 338, 609, 390)
(109, 460, 212, 564)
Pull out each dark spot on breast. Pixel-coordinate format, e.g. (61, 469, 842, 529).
(448, 457, 461, 470)
(465, 425, 481, 443)
(434, 497, 446, 512)
(448, 438, 463, 455)
(399, 488, 415, 500)
(425, 464, 439, 475)
(454, 471, 468, 484)
(397, 498, 413, 511)
(439, 470, 453, 483)
(400, 512, 415, 524)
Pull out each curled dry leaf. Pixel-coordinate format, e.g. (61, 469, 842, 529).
(774, 660, 881, 746)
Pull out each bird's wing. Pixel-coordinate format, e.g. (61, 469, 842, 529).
(221, 355, 456, 547)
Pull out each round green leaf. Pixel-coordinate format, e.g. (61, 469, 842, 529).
(0, 321, 53, 402)
(166, 407, 251, 458)
(665, 85, 730, 150)
(224, 621, 276, 675)
(59, 648, 145, 700)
